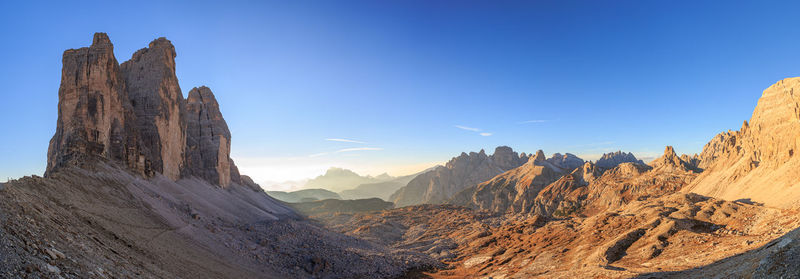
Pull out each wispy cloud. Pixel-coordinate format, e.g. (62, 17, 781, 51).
(518, 119, 548, 124)
(455, 125, 493, 136)
(455, 125, 481, 132)
(308, 152, 329, 158)
(325, 138, 366, 144)
(335, 147, 384, 153)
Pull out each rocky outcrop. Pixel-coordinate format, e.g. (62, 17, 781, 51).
(46, 33, 243, 188)
(183, 86, 240, 187)
(457, 150, 573, 213)
(680, 153, 701, 169)
(46, 33, 138, 176)
(454, 146, 699, 217)
(684, 78, 800, 208)
(648, 146, 698, 173)
(595, 151, 645, 169)
(120, 37, 186, 180)
(390, 146, 528, 207)
(546, 152, 585, 171)
(528, 161, 601, 216)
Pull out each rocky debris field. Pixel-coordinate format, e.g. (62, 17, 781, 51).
(0, 163, 435, 278)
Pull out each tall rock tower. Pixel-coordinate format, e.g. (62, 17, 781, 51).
(121, 37, 186, 180)
(46, 33, 242, 188)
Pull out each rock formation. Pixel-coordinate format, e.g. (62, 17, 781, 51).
(390, 146, 528, 207)
(684, 77, 800, 208)
(451, 150, 574, 213)
(595, 151, 645, 169)
(120, 37, 186, 180)
(46, 33, 137, 176)
(648, 146, 698, 173)
(46, 33, 243, 188)
(680, 153, 701, 169)
(546, 152, 585, 170)
(183, 86, 240, 187)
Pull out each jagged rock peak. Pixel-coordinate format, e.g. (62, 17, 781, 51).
(91, 32, 112, 47)
(547, 153, 585, 171)
(120, 34, 185, 180)
(183, 86, 241, 187)
(595, 150, 644, 169)
(680, 153, 701, 169)
(46, 33, 242, 188)
(533, 150, 546, 162)
(391, 146, 527, 206)
(46, 32, 133, 176)
(649, 146, 696, 172)
(686, 77, 800, 208)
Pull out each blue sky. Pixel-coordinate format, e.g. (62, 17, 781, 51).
(3, 1, 800, 186)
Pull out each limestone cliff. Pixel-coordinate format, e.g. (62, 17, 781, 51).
(455, 150, 572, 213)
(684, 78, 800, 208)
(390, 146, 527, 207)
(46, 33, 141, 176)
(46, 33, 244, 188)
(183, 86, 241, 187)
(595, 151, 645, 169)
(120, 37, 186, 180)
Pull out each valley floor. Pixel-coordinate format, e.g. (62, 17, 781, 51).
(312, 197, 800, 279)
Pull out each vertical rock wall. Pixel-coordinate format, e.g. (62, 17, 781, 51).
(46, 33, 240, 188)
(121, 38, 186, 180)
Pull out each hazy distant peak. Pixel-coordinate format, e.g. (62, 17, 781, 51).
(595, 150, 644, 169)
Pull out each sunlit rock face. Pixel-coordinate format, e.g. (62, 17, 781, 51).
(46, 33, 140, 176)
(685, 78, 800, 208)
(595, 151, 644, 169)
(390, 146, 528, 207)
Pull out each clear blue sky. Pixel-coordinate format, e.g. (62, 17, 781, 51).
(3, 1, 800, 185)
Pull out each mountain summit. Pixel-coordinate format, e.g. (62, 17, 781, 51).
(46, 33, 241, 187)
(685, 78, 800, 208)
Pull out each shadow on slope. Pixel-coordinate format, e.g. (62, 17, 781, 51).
(0, 162, 435, 278)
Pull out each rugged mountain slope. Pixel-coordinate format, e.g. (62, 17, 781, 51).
(304, 167, 391, 193)
(684, 77, 800, 208)
(317, 146, 797, 278)
(390, 146, 528, 207)
(339, 173, 420, 201)
(321, 195, 799, 279)
(266, 188, 342, 203)
(595, 151, 645, 169)
(16, 33, 432, 278)
(452, 150, 573, 214)
(0, 164, 432, 278)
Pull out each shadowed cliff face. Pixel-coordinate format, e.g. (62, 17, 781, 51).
(120, 37, 186, 180)
(46, 33, 239, 188)
(183, 86, 241, 187)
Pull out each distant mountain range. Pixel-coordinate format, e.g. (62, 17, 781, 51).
(304, 167, 394, 193)
(266, 189, 342, 203)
